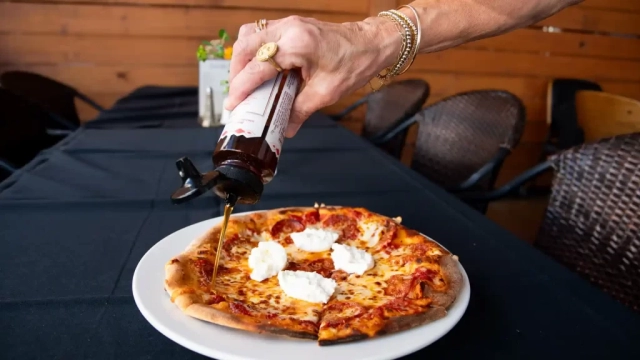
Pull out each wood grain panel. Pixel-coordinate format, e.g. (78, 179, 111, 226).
(580, 0, 640, 12)
(411, 49, 640, 82)
(462, 28, 640, 61)
(25, 0, 369, 14)
(4, 33, 639, 85)
(4, 29, 639, 71)
(0, 2, 361, 37)
(540, 6, 640, 35)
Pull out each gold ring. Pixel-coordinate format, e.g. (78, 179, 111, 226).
(256, 42, 282, 72)
(255, 19, 267, 32)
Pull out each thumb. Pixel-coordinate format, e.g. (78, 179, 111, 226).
(286, 85, 333, 138)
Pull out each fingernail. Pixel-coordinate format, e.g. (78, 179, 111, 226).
(223, 98, 232, 111)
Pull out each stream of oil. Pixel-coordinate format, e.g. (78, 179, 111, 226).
(211, 194, 237, 289)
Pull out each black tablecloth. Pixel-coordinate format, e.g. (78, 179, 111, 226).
(1, 96, 640, 360)
(85, 86, 201, 129)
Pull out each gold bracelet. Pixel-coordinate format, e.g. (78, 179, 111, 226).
(376, 13, 409, 81)
(377, 11, 416, 80)
(397, 5, 422, 74)
(375, 14, 406, 84)
(390, 9, 419, 76)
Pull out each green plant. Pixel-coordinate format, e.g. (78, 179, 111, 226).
(220, 80, 229, 94)
(197, 29, 232, 62)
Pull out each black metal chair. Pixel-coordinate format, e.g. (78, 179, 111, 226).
(0, 71, 105, 130)
(0, 88, 63, 182)
(374, 90, 526, 213)
(330, 79, 430, 159)
(459, 132, 640, 312)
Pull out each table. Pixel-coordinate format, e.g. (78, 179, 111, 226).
(85, 86, 202, 129)
(1, 93, 639, 360)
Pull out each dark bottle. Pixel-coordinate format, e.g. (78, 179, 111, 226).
(170, 69, 301, 206)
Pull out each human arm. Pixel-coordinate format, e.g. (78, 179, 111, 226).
(225, 0, 584, 137)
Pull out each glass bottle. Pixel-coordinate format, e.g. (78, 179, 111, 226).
(171, 69, 301, 206)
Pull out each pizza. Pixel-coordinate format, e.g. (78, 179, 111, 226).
(164, 204, 463, 345)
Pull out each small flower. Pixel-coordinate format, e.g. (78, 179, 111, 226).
(223, 46, 233, 60)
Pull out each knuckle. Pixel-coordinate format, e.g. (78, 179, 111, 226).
(238, 23, 254, 36)
(316, 87, 339, 105)
(285, 15, 303, 24)
(232, 38, 248, 54)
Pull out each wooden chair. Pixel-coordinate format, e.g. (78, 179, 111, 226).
(0, 71, 104, 130)
(375, 90, 527, 213)
(460, 132, 640, 312)
(575, 90, 640, 143)
(543, 78, 602, 158)
(330, 79, 430, 159)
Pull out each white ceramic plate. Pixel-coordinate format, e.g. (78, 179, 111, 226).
(133, 211, 471, 360)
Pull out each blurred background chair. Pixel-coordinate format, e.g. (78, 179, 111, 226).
(0, 70, 105, 130)
(375, 90, 526, 213)
(575, 90, 640, 143)
(330, 79, 430, 159)
(542, 78, 602, 159)
(460, 132, 640, 312)
(0, 88, 64, 182)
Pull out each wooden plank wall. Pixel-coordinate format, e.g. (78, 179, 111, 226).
(1, 0, 639, 241)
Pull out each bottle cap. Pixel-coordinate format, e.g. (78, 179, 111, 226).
(170, 157, 263, 205)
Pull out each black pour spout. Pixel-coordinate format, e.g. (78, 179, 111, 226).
(170, 157, 264, 205)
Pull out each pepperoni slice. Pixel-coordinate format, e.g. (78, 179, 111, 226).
(349, 209, 364, 220)
(303, 210, 320, 225)
(414, 267, 439, 282)
(323, 214, 352, 227)
(322, 214, 359, 240)
(229, 301, 253, 316)
(408, 243, 430, 257)
(299, 320, 319, 333)
(384, 274, 414, 297)
(321, 301, 367, 327)
(331, 270, 349, 282)
(378, 223, 399, 250)
(221, 233, 240, 251)
(286, 258, 334, 278)
(382, 298, 423, 316)
(271, 218, 305, 238)
(192, 258, 213, 286)
(205, 294, 225, 305)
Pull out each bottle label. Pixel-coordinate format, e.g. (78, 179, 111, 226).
(219, 73, 282, 140)
(265, 71, 300, 157)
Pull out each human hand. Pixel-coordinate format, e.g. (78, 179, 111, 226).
(224, 16, 400, 137)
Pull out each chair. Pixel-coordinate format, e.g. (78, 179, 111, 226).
(376, 90, 526, 213)
(0, 88, 62, 181)
(330, 79, 430, 158)
(575, 90, 640, 143)
(460, 132, 640, 312)
(542, 78, 602, 158)
(0, 71, 105, 130)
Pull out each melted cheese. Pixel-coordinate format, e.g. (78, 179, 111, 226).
(359, 221, 384, 246)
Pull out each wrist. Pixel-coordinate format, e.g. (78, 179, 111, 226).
(359, 16, 403, 73)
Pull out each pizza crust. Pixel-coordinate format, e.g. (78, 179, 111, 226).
(426, 254, 464, 308)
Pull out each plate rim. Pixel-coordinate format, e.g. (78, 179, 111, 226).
(133, 209, 471, 360)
